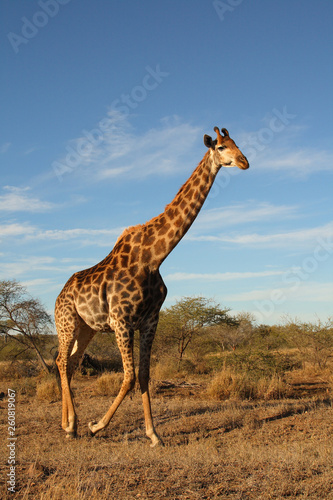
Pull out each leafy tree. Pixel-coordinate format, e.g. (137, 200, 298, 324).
(285, 317, 333, 369)
(156, 296, 236, 366)
(0, 280, 53, 373)
(209, 312, 254, 351)
(249, 324, 287, 351)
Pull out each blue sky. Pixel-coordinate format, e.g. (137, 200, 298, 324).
(1, 0, 332, 326)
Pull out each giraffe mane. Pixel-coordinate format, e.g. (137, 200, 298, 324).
(114, 224, 143, 246)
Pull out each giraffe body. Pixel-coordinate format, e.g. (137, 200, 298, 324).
(55, 127, 249, 445)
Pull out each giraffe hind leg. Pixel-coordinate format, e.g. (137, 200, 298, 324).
(56, 320, 95, 438)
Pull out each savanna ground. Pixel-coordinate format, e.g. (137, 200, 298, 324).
(1, 363, 333, 500)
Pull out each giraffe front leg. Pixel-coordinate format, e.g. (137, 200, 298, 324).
(89, 321, 136, 437)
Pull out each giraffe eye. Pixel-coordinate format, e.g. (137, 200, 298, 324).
(218, 146, 226, 151)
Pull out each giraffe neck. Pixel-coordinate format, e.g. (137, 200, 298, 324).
(145, 149, 218, 268)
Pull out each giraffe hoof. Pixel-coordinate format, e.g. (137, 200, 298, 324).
(150, 436, 164, 448)
(88, 421, 98, 436)
(65, 431, 77, 439)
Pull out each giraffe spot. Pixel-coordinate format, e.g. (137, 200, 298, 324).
(121, 291, 130, 299)
(106, 269, 115, 280)
(168, 229, 175, 239)
(121, 254, 129, 267)
(112, 295, 119, 306)
(129, 264, 138, 277)
(158, 223, 171, 236)
(185, 189, 194, 200)
(167, 208, 174, 219)
(123, 244, 131, 254)
(132, 293, 141, 302)
(117, 271, 130, 285)
(141, 248, 152, 263)
(133, 232, 142, 244)
(127, 280, 136, 292)
(154, 239, 166, 255)
(174, 216, 183, 228)
(114, 282, 124, 293)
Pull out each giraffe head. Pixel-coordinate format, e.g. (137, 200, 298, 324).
(204, 127, 249, 170)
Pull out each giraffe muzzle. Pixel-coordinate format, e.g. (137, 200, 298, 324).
(237, 156, 250, 170)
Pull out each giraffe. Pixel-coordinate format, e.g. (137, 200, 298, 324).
(55, 126, 249, 446)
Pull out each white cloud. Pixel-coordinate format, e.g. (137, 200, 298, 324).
(0, 186, 55, 212)
(0, 222, 36, 237)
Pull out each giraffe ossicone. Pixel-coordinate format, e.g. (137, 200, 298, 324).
(55, 126, 249, 445)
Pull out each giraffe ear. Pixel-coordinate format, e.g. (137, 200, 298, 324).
(221, 128, 229, 137)
(204, 134, 215, 149)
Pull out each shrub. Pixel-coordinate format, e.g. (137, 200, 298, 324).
(0, 360, 40, 380)
(11, 377, 37, 396)
(36, 378, 61, 402)
(256, 375, 291, 400)
(93, 372, 123, 396)
(206, 368, 255, 401)
(207, 369, 292, 401)
(151, 357, 179, 380)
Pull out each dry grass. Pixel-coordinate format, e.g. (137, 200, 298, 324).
(1, 372, 333, 499)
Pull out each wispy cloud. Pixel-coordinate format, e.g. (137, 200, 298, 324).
(53, 112, 201, 182)
(227, 282, 333, 303)
(165, 270, 285, 281)
(256, 148, 333, 177)
(0, 256, 97, 279)
(0, 186, 55, 212)
(195, 201, 299, 230)
(0, 142, 11, 154)
(188, 221, 333, 248)
(32, 227, 125, 245)
(0, 222, 125, 247)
